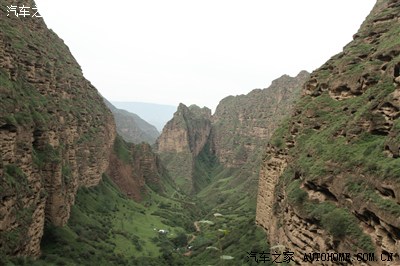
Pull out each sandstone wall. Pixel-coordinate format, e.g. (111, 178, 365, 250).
(0, 0, 115, 257)
(256, 0, 400, 264)
(156, 104, 212, 192)
(212, 71, 309, 168)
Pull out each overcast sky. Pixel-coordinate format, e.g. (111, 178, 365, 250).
(35, 0, 376, 110)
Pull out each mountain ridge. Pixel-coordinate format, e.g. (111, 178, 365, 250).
(155, 71, 309, 196)
(104, 99, 159, 144)
(112, 101, 177, 132)
(256, 0, 400, 263)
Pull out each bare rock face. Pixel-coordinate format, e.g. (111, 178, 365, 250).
(212, 71, 309, 168)
(156, 104, 212, 192)
(257, 1, 400, 264)
(107, 137, 166, 201)
(156, 73, 309, 194)
(157, 103, 212, 156)
(0, 0, 115, 258)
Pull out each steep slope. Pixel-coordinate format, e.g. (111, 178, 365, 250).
(151, 72, 308, 264)
(212, 71, 309, 168)
(0, 0, 115, 258)
(156, 73, 308, 195)
(197, 71, 309, 211)
(256, 0, 400, 264)
(112, 101, 177, 132)
(104, 99, 159, 144)
(34, 175, 200, 266)
(107, 135, 170, 201)
(156, 104, 212, 193)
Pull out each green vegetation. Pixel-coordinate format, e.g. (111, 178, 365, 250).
(0, 165, 36, 259)
(275, 80, 399, 253)
(290, 80, 400, 181)
(189, 216, 270, 265)
(113, 135, 132, 164)
(24, 175, 197, 265)
(346, 181, 400, 216)
(287, 180, 307, 205)
(286, 180, 375, 253)
(2, 169, 269, 266)
(159, 151, 193, 192)
(192, 141, 219, 192)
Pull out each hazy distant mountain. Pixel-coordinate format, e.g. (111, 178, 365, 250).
(111, 102, 177, 131)
(104, 99, 160, 144)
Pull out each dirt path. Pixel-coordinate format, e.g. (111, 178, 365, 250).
(183, 221, 201, 256)
(194, 221, 200, 233)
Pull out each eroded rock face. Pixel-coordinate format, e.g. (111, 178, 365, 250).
(212, 71, 309, 168)
(107, 139, 166, 201)
(0, 0, 115, 257)
(156, 104, 212, 192)
(257, 1, 400, 264)
(156, 73, 309, 193)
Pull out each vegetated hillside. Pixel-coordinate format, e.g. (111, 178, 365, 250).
(156, 73, 309, 197)
(22, 133, 268, 266)
(200, 72, 310, 209)
(25, 175, 200, 266)
(256, 0, 400, 264)
(27, 138, 203, 266)
(151, 72, 308, 264)
(104, 99, 159, 144)
(112, 101, 177, 132)
(0, 0, 115, 258)
(156, 104, 212, 193)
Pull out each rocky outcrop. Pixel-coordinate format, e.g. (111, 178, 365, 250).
(107, 137, 166, 201)
(156, 104, 212, 192)
(0, 0, 115, 258)
(156, 73, 309, 194)
(257, 1, 400, 264)
(104, 99, 159, 144)
(157, 103, 212, 156)
(212, 71, 309, 168)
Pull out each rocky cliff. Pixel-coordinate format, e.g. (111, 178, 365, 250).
(156, 73, 309, 194)
(0, 0, 115, 258)
(104, 99, 159, 145)
(212, 71, 309, 168)
(256, 0, 400, 264)
(156, 103, 212, 192)
(107, 136, 166, 201)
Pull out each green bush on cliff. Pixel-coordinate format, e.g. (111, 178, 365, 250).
(113, 135, 132, 164)
(287, 180, 307, 205)
(308, 202, 375, 253)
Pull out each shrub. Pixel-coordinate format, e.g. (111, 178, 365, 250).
(287, 180, 307, 206)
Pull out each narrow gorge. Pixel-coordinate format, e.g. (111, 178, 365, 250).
(1, 0, 399, 265)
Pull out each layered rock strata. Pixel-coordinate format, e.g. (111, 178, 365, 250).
(156, 104, 212, 192)
(257, 1, 400, 264)
(212, 71, 309, 168)
(0, 0, 115, 257)
(107, 138, 166, 201)
(156, 73, 309, 194)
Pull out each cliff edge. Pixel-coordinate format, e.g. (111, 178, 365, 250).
(0, 0, 115, 257)
(256, 0, 400, 264)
